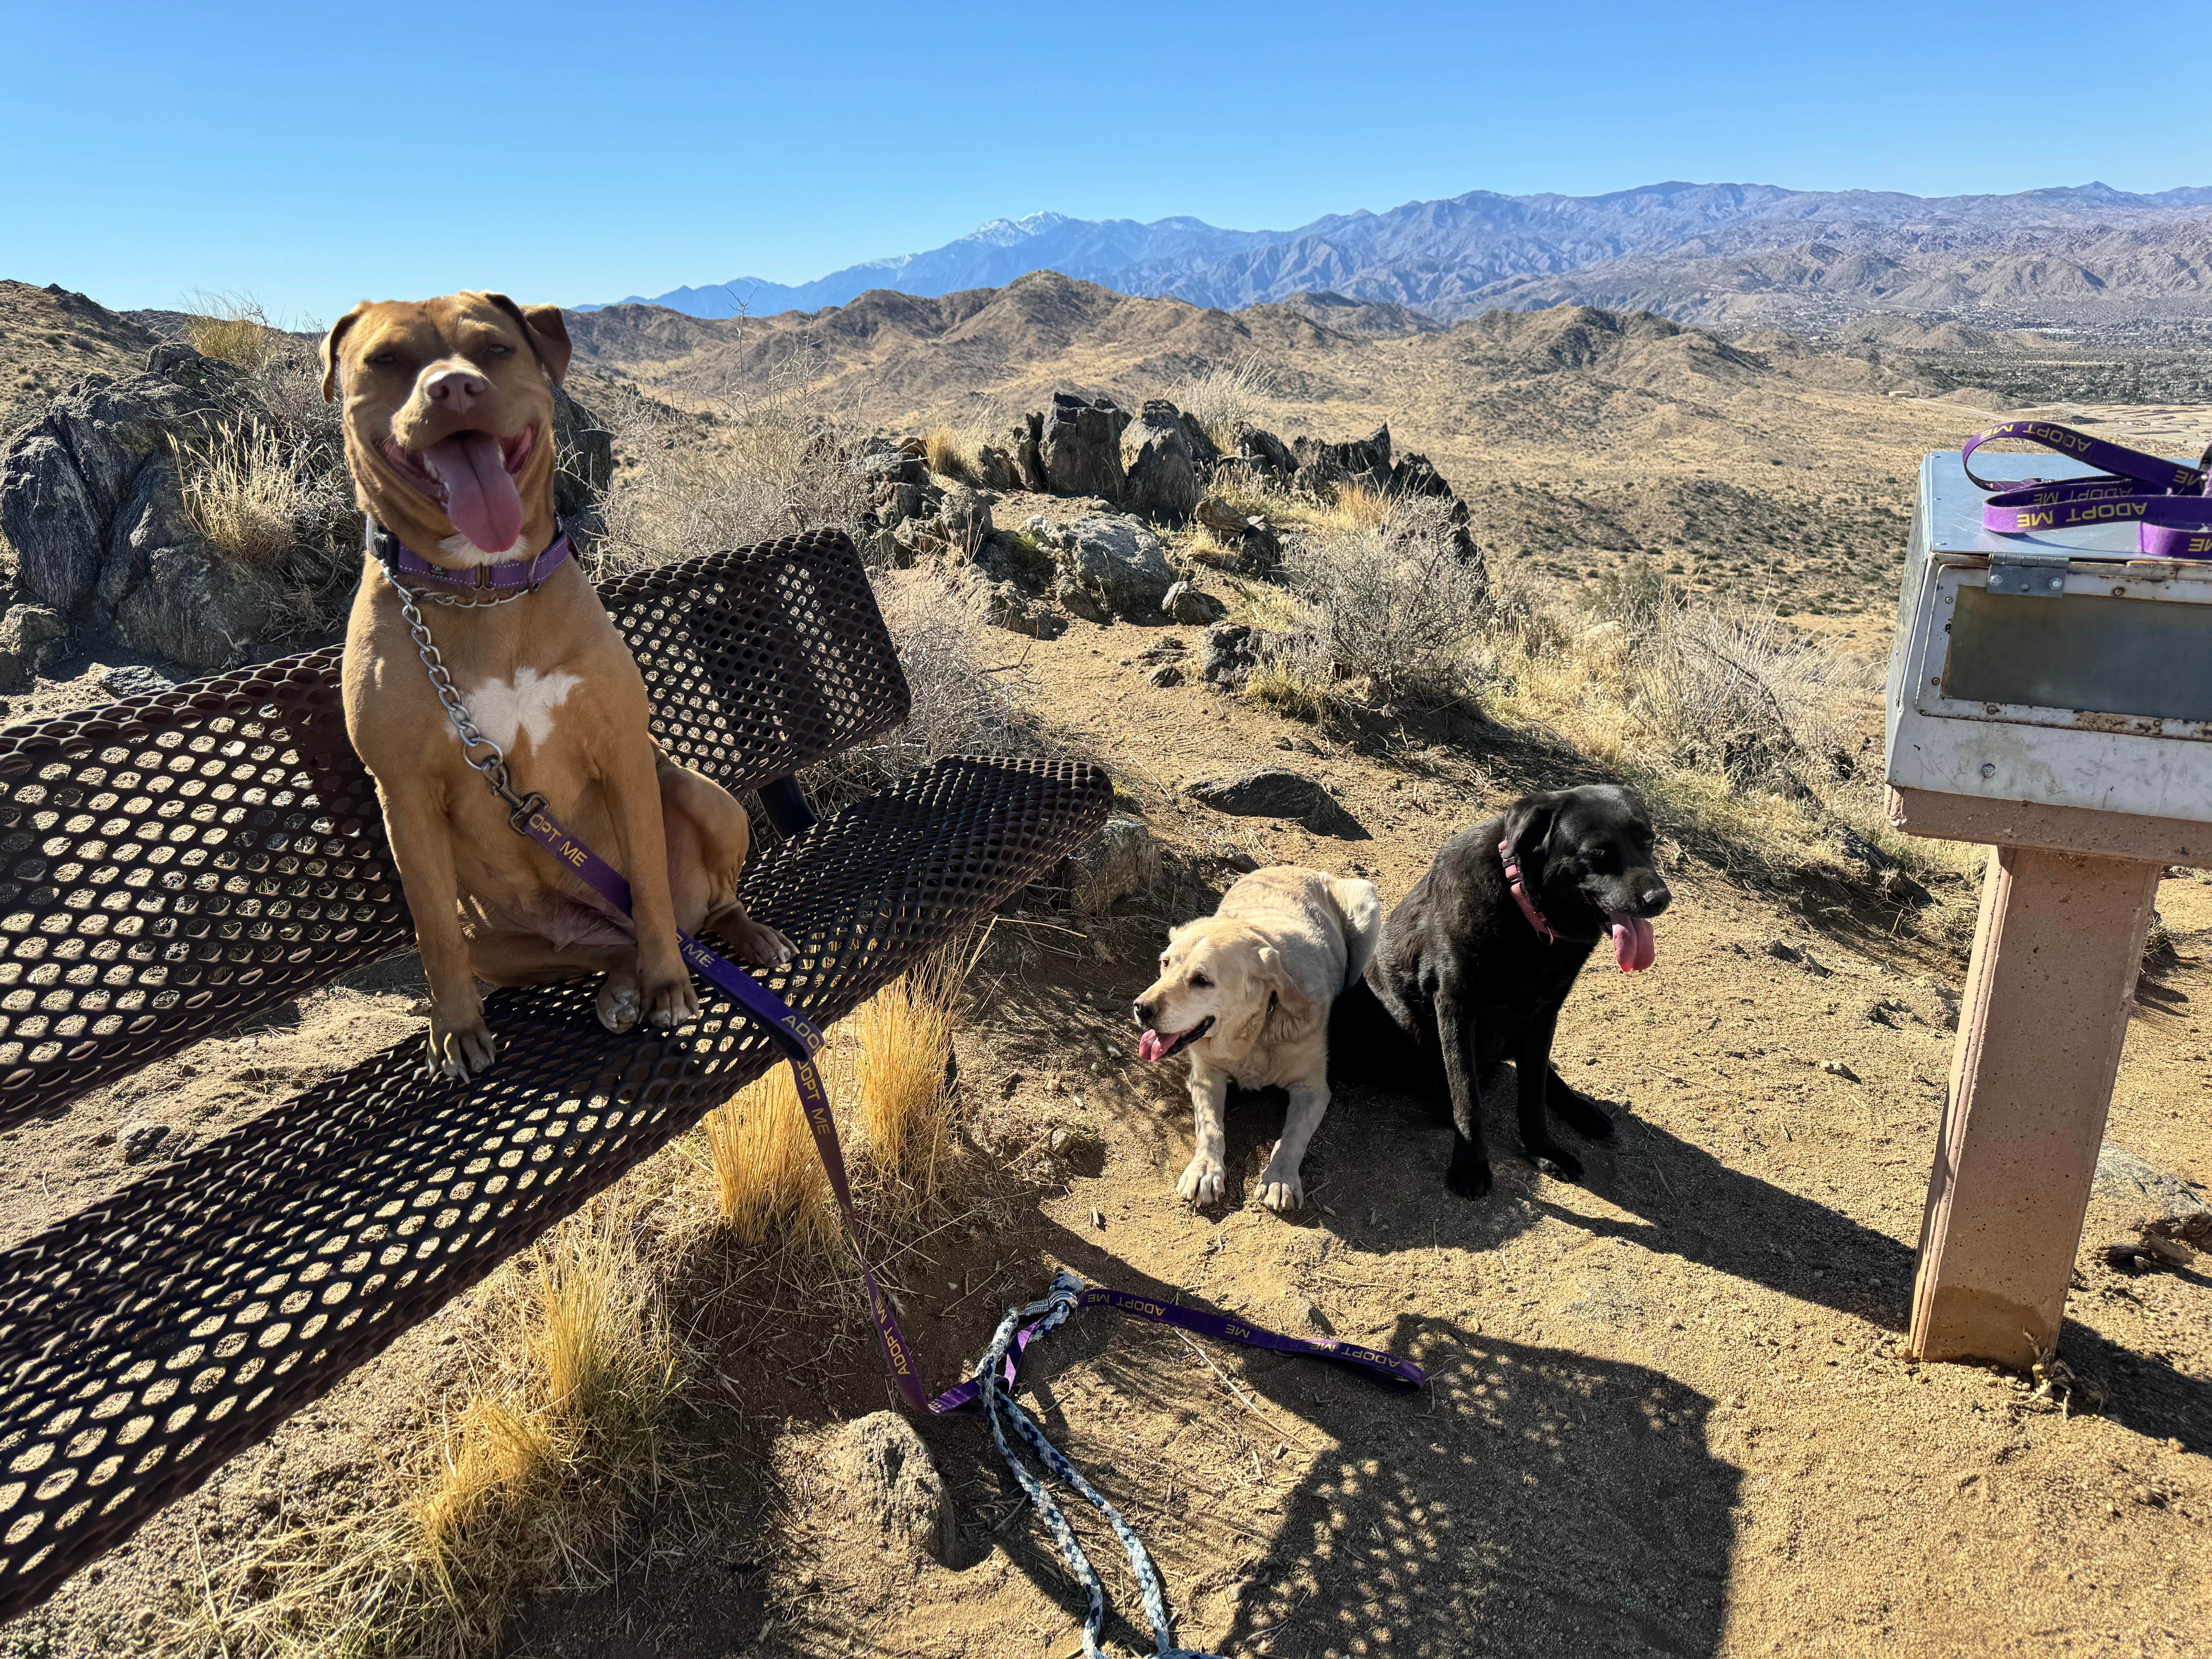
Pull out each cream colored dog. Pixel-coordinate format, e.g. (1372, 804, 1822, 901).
(1132, 866, 1381, 1212)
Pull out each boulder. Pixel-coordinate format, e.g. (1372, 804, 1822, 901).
(1176, 410, 1222, 472)
(1054, 579, 1111, 625)
(1193, 496, 1281, 575)
(0, 605, 68, 690)
(827, 1412, 955, 1565)
(1146, 662, 1185, 687)
(1162, 581, 1226, 625)
(937, 484, 992, 553)
(96, 663, 175, 700)
(1047, 514, 1176, 620)
(972, 442, 1025, 492)
(1185, 768, 1367, 839)
(1200, 622, 1255, 685)
(1068, 814, 1161, 914)
(550, 385, 613, 529)
(984, 580, 1068, 640)
(1291, 426, 1394, 499)
(2096, 1145, 2211, 1223)
(1011, 410, 1049, 493)
(1232, 423, 1297, 484)
(114, 538, 275, 671)
(1037, 393, 1128, 500)
(1119, 400, 1200, 520)
(0, 362, 224, 617)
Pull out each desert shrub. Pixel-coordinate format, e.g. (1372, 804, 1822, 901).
(1170, 356, 1281, 446)
(1269, 492, 1488, 709)
(170, 1202, 675, 1659)
(171, 416, 360, 642)
(1633, 601, 1864, 791)
(1584, 558, 1675, 632)
(591, 368, 873, 578)
(852, 946, 970, 1218)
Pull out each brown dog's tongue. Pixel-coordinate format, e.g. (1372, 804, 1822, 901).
(423, 431, 523, 553)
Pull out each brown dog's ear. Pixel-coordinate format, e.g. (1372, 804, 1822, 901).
(319, 302, 372, 402)
(479, 293, 573, 384)
(1256, 945, 1321, 1040)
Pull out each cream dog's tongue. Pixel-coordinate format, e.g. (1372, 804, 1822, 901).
(423, 431, 523, 553)
(1609, 912, 1656, 973)
(1139, 1029, 1170, 1062)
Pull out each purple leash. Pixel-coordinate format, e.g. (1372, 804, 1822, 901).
(1963, 421, 2212, 559)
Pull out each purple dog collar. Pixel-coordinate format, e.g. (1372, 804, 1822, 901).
(368, 520, 573, 591)
(1962, 422, 2212, 560)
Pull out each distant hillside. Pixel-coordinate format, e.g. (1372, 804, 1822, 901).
(584, 180, 2212, 333)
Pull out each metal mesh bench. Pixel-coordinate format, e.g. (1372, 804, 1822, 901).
(0, 529, 1110, 1618)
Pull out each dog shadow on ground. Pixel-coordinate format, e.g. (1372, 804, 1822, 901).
(970, 1218, 1740, 1658)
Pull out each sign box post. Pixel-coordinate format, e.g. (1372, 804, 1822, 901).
(1885, 448, 2212, 1367)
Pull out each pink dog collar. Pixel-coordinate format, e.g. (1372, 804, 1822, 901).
(1499, 838, 1553, 944)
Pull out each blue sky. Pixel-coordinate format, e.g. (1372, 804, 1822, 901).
(2, 0, 2203, 324)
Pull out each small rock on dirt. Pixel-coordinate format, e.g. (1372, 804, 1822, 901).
(1146, 662, 1184, 687)
(1067, 814, 1161, 915)
(826, 1412, 955, 1565)
(2094, 1145, 2210, 1221)
(120, 1120, 169, 1163)
(96, 662, 175, 699)
(1161, 580, 1226, 625)
(1185, 768, 1366, 839)
(1819, 1060, 1859, 1082)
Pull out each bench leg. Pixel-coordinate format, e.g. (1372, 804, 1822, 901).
(1907, 844, 2162, 1367)
(758, 775, 818, 837)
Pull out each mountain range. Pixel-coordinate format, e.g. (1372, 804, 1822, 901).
(581, 182, 2212, 333)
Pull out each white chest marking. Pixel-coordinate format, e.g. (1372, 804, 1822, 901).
(439, 531, 525, 561)
(455, 667, 582, 754)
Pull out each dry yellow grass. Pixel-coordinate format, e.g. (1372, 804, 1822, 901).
(851, 948, 967, 1219)
(702, 1063, 834, 1250)
(166, 1203, 676, 1659)
(182, 291, 289, 374)
(173, 421, 304, 565)
(922, 424, 974, 482)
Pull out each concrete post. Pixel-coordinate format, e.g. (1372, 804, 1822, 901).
(1908, 844, 2163, 1367)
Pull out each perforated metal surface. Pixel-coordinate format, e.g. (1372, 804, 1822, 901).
(0, 753, 1108, 1616)
(0, 529, 910, 1133)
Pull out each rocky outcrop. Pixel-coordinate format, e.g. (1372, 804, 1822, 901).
(1162, 580, 1225, 625)
(0, 342, 608, 672)
(0, 605, 66, 690)
(1291, 425, 1395, 498)
(1119, 399, 1199, 520)
(1037, 513, 1176, 621)
(1037, 393, 1129, 499)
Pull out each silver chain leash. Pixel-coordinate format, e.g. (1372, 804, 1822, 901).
(378, 561, 547, 829)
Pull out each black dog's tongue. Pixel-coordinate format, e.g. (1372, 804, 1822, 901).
(1609, 912, 1656, 972)
(423, 432, 522, 551)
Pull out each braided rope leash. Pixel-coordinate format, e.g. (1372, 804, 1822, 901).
(973, 1272, 1221, 1659)
(946, 1273, 1427, 1658)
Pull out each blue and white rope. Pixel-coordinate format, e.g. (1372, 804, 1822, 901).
(976, 1270, 1223, 1659)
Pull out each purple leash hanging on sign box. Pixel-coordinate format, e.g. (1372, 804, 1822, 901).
(1963, 421, 2212, 560)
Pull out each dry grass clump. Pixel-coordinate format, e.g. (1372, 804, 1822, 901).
(182, 291, 291, 375)
(1171, 356, 1281, 446)
(169, 416, 360, 644)
(923, 424, 975, 482)
(1259, 492, 1488, 713)
(851, 945, 971, 1219)
(702, 1062, 835, 1251)
(167, 1202, 676, 1659)
(591, 360, 872, 578)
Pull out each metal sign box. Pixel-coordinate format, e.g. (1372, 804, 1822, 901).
(1886, 448, 2212, 848)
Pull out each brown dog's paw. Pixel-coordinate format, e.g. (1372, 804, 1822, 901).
(725, 919, 795, 972)
(426, 1013, 497, 1081)
(597, 969, 642, 1034)
(641, 972, 701, 1030)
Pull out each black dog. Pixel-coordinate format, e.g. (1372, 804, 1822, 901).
(1330, 784, 1670, 1198)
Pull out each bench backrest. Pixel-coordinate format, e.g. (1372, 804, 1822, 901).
(0, 528, 905, 1131)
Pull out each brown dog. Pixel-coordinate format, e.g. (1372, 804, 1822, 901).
(324, 291, 790, 1079)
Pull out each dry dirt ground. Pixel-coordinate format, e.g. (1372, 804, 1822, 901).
(5, 558, 2209, 1657)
